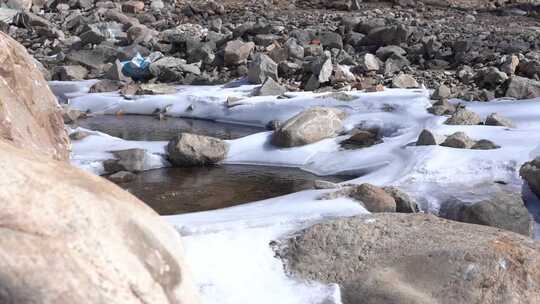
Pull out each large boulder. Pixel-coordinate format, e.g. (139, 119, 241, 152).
(281, 213, 540, 304)
(167, 133, 228, 166)
(0, 140, 199, 304)
(272, 107, 346, 148)
(505, 76, 540, 99)
(440, 184, 533, 236)
(521, 156, 540, 198)
(444, 108, 482, 125)
(223, 40, 255, 65)
(248, 53, 278, 84)
(0, 32, 69, 161)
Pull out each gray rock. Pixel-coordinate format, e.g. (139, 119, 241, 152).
(311, 53, 333, 83)
(383, 186, 420, 213)
(89, 79, 122, 93)
(62, 107, 87, 124)
(441, 132, 475, 149)
(272, 107, 346, 147)
(69, 130, 91, 141)
(431, 84, 451, 100)
(248, 53, 278, 84)
(304, 44, 324, 57)
(375, 45, 406, 61)
(285, 38, 304, 60)
(384, 54, 410, 76)
(357, 53, 380, 72)
(505, 76, 540, 99)
(428, 99, 457, 116)
(135, 83, 176, 95)
(253, 77, 286, 96)
(281, 213, 540, 304)
(440, 184, 533, 236)
(105, 59, 130, 82)
(103, 148, 147, 173)
(362, 24, 413, 46)
(349, 183, 397, 213)
(479, 67, 508, 89)
(485, 113, 515, 128)
(187, 41, 216, 64)
(416, 129, 438, 146)
(108, 171, 137, 183)
(444, 108, 482, 125)
(224, 40, 255, 65)
(391, 74, 418, 88)
(313, 180, 341, 190)
(53, 65, 88, 81)
(501, 54, 519, 75)
(471, 139, 500, 150)
(521, 157, 540, 198)
(149, 57, 201, 82)
(167, 133, 228, 166)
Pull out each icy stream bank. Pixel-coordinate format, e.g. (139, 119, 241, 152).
(56, 81, 540, 304)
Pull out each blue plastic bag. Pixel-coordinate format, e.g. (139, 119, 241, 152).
(121, 53, 151, 80)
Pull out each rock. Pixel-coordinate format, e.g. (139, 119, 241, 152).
(311, 53, 333, 83)
(391, 74, 419, 88)
(357, 53, 380, 72)
(0, 33, 69, 161)
(485, 113, 515, 128)
(108, 171, 137, 183)
(248, 53, 278, 84)
(349, 183, 397, 212)
(0, 140, 199, 303)
(441, 132, 475, 149)
(313, 180, 341, 190)
(444, 108, 482, 125)
(471, 139, 500, 150)
(224, 40, 255, 65)
(333, 65, 356, 83)
(384, 54, 410, 76)
(501, 54, 519, 75)
(285, 38, 304, 59)
(521, 157, 540, 198)
(341, 129, 379, 149)
(149, 57, 201, 82)
(505, 76, 540, 99)
(479, 67, 508, 89)
(304, 44, 324, 57)
(3, 0, 31, 9)
(127, 24, 153, 44)
(431, 84, 451, 100)
(69, 130, 91, 141)
(272, 107, 346, 148)
(428, 99, 457, 116)
(416, 129, 439, 146)
(317, 31, 343, 49)
(375, 45, 406, 61)
(281, 213, 540, 304)
(62, 106, 87, 124)
(440, 184, 533, 236)
(122, 0, 145, 13)
(383, 186, 420, 213)
(167, 133, 228, 166)
(89, 79, 122, 93)
(103, 148, 148, 173)
(53, 65, 88, 81)
(136, 83, 177, 95)
(362, 24, 413, 46)
(186, 41, 216, 64)
(253, 77, 286, 96)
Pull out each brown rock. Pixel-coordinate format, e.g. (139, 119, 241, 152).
(0, 32, 69, 161)
(0, 140, 200, 304)
(349, 183, 397, 212)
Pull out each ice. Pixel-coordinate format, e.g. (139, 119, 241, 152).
(60, 80, 540, 304)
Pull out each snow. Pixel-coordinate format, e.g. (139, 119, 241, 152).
(57, 80, 540, 304)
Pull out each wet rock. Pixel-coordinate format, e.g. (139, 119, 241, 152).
(272, 107, 346, 147)
(135, 83, 176, 95)
(167, 133, 228, 166)
(444, 108, 482, 125)
(313, 180, 341, 190)
(416, 129, 439, 146)
(248, 53, 278, 84)
(53, 65, 88, 81)
(0, 141, 200, 304)
(108, 171, 137, 183)
(281, 213, 540, 304)
(440, 184, 533, 236)
(485, 113, 515, 128)
(224, 40, 255, 65)
(441, 132, 475, 149)
(103, 148, 148, 173)
(383, 186, 420, 213)
(521, 156, 540, 198)
(349, 183, 396, 213)
(253, 77, 286, 96)
(341, 129, 379, 149)
(89, 79, 122, 93)
(505, 76, 540, 99)
(391, 74, 419, 88)
(62, 107, 87, 124)
(471, 139, 500, 150)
